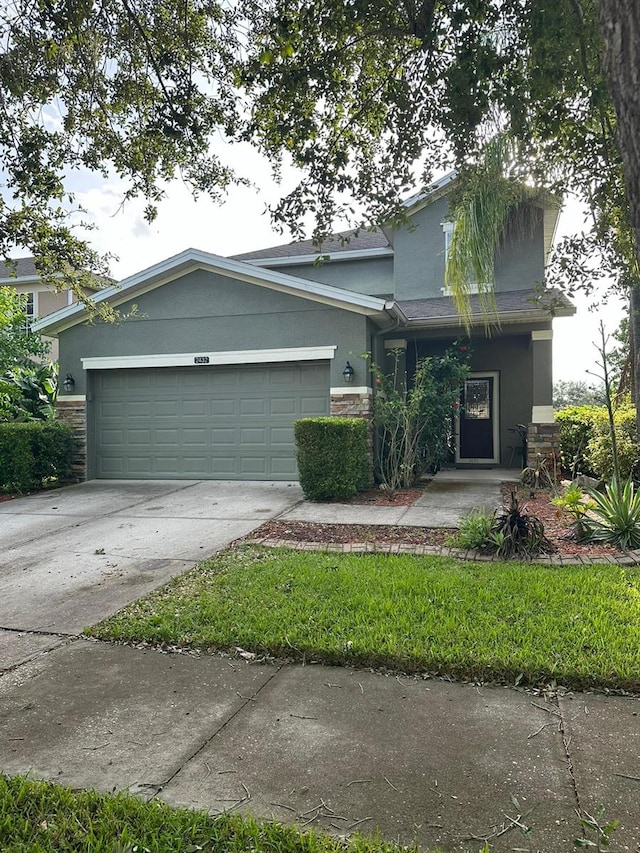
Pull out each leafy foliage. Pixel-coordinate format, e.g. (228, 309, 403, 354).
(0, 421, 74, 493)
(294, 417, 370, 501)
(552, 482, 596, 541)
(1, 361, 58, 422)
(587, 402, 638, 483)
(0, 287, 49, 371)
(0, 0, 243, 296)
(555, 406, 603, 477)
(449, 509, 494, 551)
(371, 344, 470, 492)
(580, 479, 640, 550)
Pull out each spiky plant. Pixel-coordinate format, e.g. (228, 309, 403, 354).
(490, 490, 553, 558)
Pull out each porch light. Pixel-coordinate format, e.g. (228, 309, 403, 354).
(342, 361, 354, 383)
(62, 373, 75, 393)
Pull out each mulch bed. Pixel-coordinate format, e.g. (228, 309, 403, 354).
(251, 481, 621, 559)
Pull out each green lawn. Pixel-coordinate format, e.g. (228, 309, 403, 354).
(0, 775, 415, 853)
(88, 545, 640, 691)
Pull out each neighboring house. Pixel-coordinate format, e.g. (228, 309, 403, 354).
(1, 257, 77, 362)
(34, 173, 575, 481)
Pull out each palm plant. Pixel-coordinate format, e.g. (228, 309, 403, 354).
(445, 133, 550, 329)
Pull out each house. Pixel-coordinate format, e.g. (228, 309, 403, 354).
(34, 174, 575, 481)
(1, 257, 107, 363)
(1, 257, 78, 362)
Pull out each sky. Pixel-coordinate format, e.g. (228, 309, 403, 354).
(69, 144, 626, 385)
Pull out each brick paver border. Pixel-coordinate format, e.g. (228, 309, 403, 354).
(253, 537, 640, 566)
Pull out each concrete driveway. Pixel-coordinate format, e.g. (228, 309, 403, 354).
(0, 480, 302, 668)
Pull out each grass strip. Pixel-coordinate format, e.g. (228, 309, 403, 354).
(87, 545, 640, 691)
(0, 774, 420, 853)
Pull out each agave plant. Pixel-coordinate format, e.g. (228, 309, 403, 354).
(580, 479, 640, 550)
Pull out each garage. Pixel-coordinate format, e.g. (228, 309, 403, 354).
(92, 361, 330, 480)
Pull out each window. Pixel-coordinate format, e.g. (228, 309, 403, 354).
(441, 221, 481, 296)
(21, 292, 35, 331)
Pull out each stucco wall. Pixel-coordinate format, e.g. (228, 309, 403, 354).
(264, 256, 393, 297)
(392, 197, 546, 301)
(407, 332, 534, 467)
(57, 269, 372, 395)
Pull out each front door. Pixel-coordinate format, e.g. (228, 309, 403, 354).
(456, 372, 500, 464)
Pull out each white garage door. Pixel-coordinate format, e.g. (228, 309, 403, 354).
(93, 361, 330, 479)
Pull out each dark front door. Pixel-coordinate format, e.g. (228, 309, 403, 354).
(457, 374, 498, 462)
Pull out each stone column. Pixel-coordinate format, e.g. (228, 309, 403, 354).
(527, 329, 559, 466)
(55, 396, 87, 481)
(330, 387, 374, 485)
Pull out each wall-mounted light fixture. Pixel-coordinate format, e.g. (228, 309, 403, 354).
(62, 373, 75, 393)
(342, 361, 354, 383)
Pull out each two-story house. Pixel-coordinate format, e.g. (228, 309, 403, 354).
(35, 175, 574, 481)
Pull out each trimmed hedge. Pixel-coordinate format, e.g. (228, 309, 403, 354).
(294, 417, 370, 501)
(0, 421, 74, 493)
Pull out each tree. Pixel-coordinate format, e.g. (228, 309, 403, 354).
(0, 288, 51, 420)
(0, 0, 243, 295)
(2, 1, 640, 341)
(0, 288, 49, 371)
(553, 380, 606, 409)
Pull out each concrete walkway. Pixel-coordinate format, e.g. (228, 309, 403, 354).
(1, 640, 638, 852)
(281, 468, 519, 528)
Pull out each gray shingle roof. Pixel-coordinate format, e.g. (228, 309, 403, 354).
(398, 288, 574, 321)
(231, 228, 390, 261)
(0, 256, 38, 279)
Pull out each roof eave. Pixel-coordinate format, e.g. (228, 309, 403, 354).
(244, 246, 394, 267)
(33, 249, 389, 335)
(399, 305, 576, 329)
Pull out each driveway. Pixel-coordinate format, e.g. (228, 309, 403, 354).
(0, 480, 302, 667)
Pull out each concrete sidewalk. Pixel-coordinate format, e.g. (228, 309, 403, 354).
(281, 469, 520, 528)
(1, 639, 638, 852)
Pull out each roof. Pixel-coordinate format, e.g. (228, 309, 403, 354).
(0, 255, 111, 289)
(33, 248, 391, 336)
(232, 228, 390, 262)
(0, 256, 39, 282)
(397, 288, 575, 326)
(230, 176, 458, 264)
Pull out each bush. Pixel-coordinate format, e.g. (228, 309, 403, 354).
(450, 508, 494, 550)
(294, 417, 370, 501)
(580, 479, 640, 550)
(554, 405, 602, 476)
(586, 403, 638, 482)
(0, 421, 74, 493)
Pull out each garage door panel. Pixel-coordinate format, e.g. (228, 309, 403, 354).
(301, 395, 329, 415)
(93, 362, 330, 480)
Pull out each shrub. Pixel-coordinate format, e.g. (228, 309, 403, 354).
(0, 421, 74, 493)
(294, 417, 370, 501)
(450, 508, 494, 550)
(554, 405, 602, 477)
(490, 491, 553, 558)
(586, 403, 638, 482)
(452, 493, 552, 558)
(371, 343, 471, 492)
(580, 479, 640, 550)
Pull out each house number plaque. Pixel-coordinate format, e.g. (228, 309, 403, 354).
(194, 356, 210, 364)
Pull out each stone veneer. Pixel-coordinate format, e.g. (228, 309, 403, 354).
(329, 388, 373, 419)
(526, 422, 560, 468)
(55, 398, 87, 480)
(330, 388, 374, 485)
